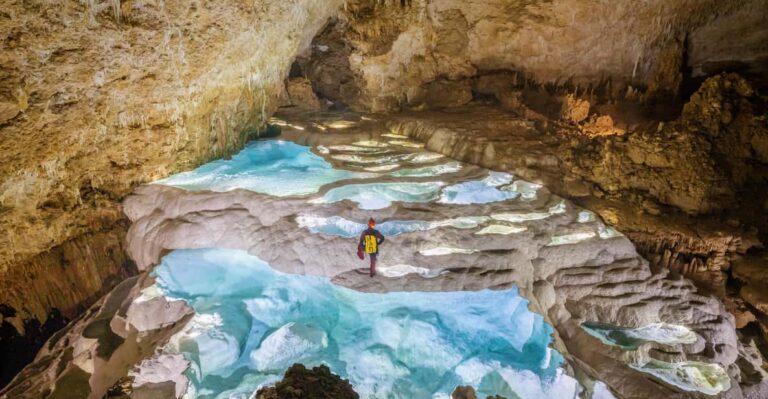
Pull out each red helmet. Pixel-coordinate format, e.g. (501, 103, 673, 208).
(368, 218, 376, 227)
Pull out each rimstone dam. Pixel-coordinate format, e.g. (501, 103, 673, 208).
(1, 1, 768, 399)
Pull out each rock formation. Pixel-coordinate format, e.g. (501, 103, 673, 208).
(0, 0, 343, 383)
(6, 119, 765, 398)
(0, 273, 192, 399)
(564, 74, 767, 215)
(298, 0, 767, 112)
(452, 385, 508, 399)
(256, 364, 359, 399)
(389, 73, 768, 363)
(1, 0, 768, 396)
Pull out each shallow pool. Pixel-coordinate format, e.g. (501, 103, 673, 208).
(155, 141, 374, 196)
(154, 249, 579, 399)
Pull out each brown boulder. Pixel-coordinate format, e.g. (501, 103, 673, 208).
(286, 78, 323, 110)
(255, 364, 358, 399)
(560, 94, 590, 123)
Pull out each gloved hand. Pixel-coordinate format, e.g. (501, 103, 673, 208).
(357, 247, 364, 260)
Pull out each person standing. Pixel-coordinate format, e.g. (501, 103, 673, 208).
(358, 218, 385, 277)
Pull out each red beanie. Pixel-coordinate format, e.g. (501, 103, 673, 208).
(368, 218, 376, 227)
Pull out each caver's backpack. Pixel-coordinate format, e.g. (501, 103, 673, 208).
(364, 233, 378, 254)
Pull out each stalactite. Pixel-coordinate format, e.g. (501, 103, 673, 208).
(110, 0, 121, 23)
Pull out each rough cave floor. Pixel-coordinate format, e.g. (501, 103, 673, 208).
(130, 110, 734, 398)
(5, 110, 759, 399)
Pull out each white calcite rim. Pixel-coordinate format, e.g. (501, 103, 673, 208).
(118, 131, 761, 398)
(581, 321, 698, 349)
(629, 359, 731, 395)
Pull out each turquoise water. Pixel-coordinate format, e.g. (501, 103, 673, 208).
(439, 172, 520, 204)
(581, 322, 696, 350)
(313, 173, 532, 210)
(150, 138, 734, 398)
(154, 249, 578, 399)
(296, 215, 489, 238)
(314, 181, 445, 209)
(155, 141, 370, 196)
(152, 139, 580, 398)
(157, 140, 538, 209)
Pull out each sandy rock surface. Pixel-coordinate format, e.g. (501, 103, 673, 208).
(0, 0, 343, 312)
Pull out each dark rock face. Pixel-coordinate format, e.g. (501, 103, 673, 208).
(0, 223, 135, 322)
(255, 364, 358, 399)
(452, 385, 509, 399)
(294, 20, 363, 110)
(688, 1, 768, 90)
(452, 386, 479, 399)
(0, 224, 136, 391)
(0, 306, 67, 388)
(0, 274, 193, 399)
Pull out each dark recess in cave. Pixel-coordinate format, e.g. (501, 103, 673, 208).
(0, 306, 68, 389)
